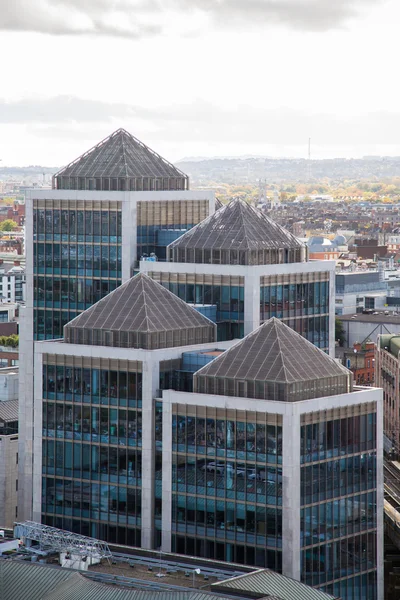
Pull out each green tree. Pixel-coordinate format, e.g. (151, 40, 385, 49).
(0, 334, 18, 348)
(0, 219, 18, 232)
(335, 318, 346, 347)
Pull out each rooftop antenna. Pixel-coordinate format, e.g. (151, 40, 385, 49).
(307, 137, 312, 181)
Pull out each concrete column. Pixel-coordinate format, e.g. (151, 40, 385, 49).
(376, 392, 384, 600)
(244, 271, 260, 336)
(140, 357, 159, 549)
(32, 351, 43, 522)
(328, 266, 335, 357)
(161, 395, 172, 552)
(18, 192, 34, 521)
(121, 194, 137, 280)
(282, 407, 301, 580)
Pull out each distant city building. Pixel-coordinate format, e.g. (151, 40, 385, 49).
(339, 313, 400, 347)
(351, 237, 387, 260)
(335, 271, 387, 315)
(307, 235, 347, 261)
(292, 221, 305, 237)
(0, 261, 25, 304)
(0, 201, 25, 227)
(340, 342, 376, 387)
(375, 334, 400, 455)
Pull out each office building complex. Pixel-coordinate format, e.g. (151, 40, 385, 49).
(33, 273, 232, 548)
(33, 274, 382, 599)
(19, 129, 215, 520)
(141, 199, 336, 353)
(162, 319, 383, 599)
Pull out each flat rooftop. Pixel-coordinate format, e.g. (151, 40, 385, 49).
(339, 313, 400, 324)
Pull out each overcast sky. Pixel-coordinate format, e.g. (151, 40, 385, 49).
(0, 0, 399, 165)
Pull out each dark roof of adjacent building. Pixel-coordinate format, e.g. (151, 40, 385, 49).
(0, 560, 239, 600)
(339, 313, 400, 324)
(167, 199, 305, 265)
(194, 318, 352, 401)
(53, 129, 188, 187)
(64, 273, 216, 350)
(0, 399, 18, 423)
(213, 569, 337, 600)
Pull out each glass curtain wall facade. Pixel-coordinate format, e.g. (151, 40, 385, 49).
(55, 175, 188, 192)
(137, 200, 209, 261)
(260, 273, 330, 351)
(170, 405, 283, 570)
(300, 403, 378, 599)
(146, 272, 245, 341)
(33, 199, 122, 340)
(41, 355, 143, 546)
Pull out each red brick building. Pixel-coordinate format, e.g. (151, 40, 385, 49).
(342, 341, 376, 386)
(0, 202, 25, 227)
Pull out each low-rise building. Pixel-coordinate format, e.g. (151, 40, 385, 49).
(376, 334, 400, 455)
(340, 342, 376, 386)
(0, 262, 25, 304)
(339, 313, 400, 347)
(335, 271, 387, 315)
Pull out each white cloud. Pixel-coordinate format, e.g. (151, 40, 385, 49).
(0, 0, 384, 37)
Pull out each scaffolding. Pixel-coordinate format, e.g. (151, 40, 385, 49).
(14, 521, 112, 559)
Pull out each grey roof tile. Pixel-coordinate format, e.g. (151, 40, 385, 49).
(54, 129, 187, 181)
(213, 568, 337, 600)
(64, 273, 216, 349)
(195, 318, 349, 384)
(168, 199, 304, 255)
(1, 560, 73, 600)
(0, 560, 237, 600)
(0, 399, 18, 423)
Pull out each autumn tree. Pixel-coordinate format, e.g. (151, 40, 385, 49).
(0, 220, 18, 232)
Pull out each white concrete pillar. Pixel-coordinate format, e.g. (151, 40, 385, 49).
(328, 266, 335, 357)
(18, 192, 35, 521)
(122, 194, 137, 280)
(161, 395, 172, 552)
(282, 407, 301, 580)
(140, 357, 159, 549)
(244, 271, 261, 336)
(32, 351, 43, 522)
(376, 392, 384, 600)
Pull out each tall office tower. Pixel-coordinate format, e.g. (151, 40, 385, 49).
(161, 319, 383, 600)
(33, 273, 232, 548)
(33, 296, 383, 600)
(141, 199, 336, 354)
(19, 129, 215, 520)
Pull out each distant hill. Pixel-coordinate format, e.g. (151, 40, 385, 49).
(3, 155, 400, 185)
(0, 166, 58, 178)
(176, 156, 400, 185)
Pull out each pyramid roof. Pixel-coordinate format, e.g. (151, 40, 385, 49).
(167, 199, 304, 264)
(194, 318, 351, 401)
(54, 128, 187, 182)
(64, 273, 216, 349)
